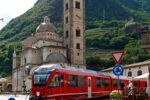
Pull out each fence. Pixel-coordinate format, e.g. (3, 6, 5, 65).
(122, 87, 148, 100)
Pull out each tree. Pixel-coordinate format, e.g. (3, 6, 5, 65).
(124, 40, 150, 64)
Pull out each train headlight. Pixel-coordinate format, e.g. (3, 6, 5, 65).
(36, 92, 40, 96)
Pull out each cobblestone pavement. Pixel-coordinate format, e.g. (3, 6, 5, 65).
(0, 95, 29, 100)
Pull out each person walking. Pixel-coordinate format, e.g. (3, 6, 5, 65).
(128, 80, 133, 100)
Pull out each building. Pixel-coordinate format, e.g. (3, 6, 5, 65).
(141, 25, 150, 53)
(12, 0, 86, 92)
(102, 60, 150, 80)
(124, 17, 141, 33)
(63, 0, 86, 66)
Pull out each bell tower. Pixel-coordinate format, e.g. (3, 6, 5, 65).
(63, 0, 86, 68)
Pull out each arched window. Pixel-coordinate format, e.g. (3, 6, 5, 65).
(75, 1, 80, 9)
(76, 43, 80, 49)
(65, 3, 68, 10)
(66, 30, 68, 38)
(76, 29, 81, 37)
(128, 71, 132, 77)
(66, 16, 68, 24)
(137, 70, 142, 76)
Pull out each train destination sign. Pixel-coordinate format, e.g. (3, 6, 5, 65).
(113, 64, 124, 76)
(112, 51, 125, 64)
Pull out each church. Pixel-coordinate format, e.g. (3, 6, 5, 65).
(12, 0, 86, 92)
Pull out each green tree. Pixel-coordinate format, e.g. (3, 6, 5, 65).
(124, 40, 150, 64)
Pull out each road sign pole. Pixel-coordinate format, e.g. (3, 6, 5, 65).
(112, 51, 125, 100)
(117, 76, 119, 100)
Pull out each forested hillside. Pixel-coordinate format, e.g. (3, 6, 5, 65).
(0, 0, 150, 76)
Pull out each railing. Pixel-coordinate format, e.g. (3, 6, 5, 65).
(122, 87, 148, 100)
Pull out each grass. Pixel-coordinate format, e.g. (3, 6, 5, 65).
(86, 48, 112, 60)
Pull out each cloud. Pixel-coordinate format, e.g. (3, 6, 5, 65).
(0, 0, 37, 29)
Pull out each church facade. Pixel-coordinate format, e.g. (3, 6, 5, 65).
(12, 0, 86, 92)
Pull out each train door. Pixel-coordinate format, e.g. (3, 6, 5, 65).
(88, 77, 92, 98)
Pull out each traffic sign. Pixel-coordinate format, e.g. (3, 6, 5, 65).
(112, 51, 125, 64)
(113, 64, 124, 76)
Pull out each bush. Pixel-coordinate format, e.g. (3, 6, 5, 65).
(110, 90, 122, 100)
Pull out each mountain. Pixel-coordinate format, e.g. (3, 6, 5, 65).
(1, 0, 150, 43)
(0, 0, 150, 76)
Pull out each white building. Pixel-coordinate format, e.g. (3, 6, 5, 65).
(102, 60, 150, 80)
(12, 0, 86, 92)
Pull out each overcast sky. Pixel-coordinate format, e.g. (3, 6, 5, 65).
(0, 0, 38, 30)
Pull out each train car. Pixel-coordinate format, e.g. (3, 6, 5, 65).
(108, 74, 129, 91)
(29, 64, 147, 100)
(132, 80, 147, 88)
(30, 64, 112, 99)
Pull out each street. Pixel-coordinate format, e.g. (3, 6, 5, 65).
(0, 95, 29, 100)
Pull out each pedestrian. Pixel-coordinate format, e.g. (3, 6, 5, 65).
(123, 83, 128, 97)
(128, 80, 133, 100)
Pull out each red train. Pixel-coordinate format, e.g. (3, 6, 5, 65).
(29, 64, 147, 100)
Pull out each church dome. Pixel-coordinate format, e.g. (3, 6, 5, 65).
(36, 16, 57, 33)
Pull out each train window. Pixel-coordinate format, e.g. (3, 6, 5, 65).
(78, 76, 85, 87)
(96, 78, 109, 87)
(119, 80, 124, 85)
(49, 74, 60, 88)
(34, 74, 50, 86)
(68, 75, 85, 87)
(102, 78, 109, 87)
(96, 78, 101, 87)
(113, 80, 117, 87)
(119, 80, 125, 89)
(102, 79, 105, 87)
(60, 75, 64, 87)
(68, 75, 78, 87)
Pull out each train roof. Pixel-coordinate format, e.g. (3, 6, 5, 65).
(34, 64, 105, 75)
(34, 64, 128, 79)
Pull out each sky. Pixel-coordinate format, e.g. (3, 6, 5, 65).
(0, 0, 38, 30)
